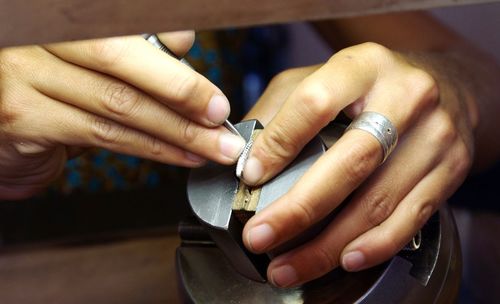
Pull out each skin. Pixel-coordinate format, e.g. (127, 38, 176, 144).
(240, 12, 500, 287)
(1, 12, 498, 289)
(0, 31, 246, 200)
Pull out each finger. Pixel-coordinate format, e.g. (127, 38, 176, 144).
(283, 108, 451, 272)
(243, 51, 437, 253)
(261, 120, 442, 287)
(43, 35, 230, 127)
(244, 66, 321, 125)
(340, 146, 470, 272)
(332, 106, 455, 234)
(157, 31, 195, 57)
(240, 43, 381, 186)
(241, 43, 438, 186)
(243, 131, 382, 254)
(265, 144, 467, 287)
(31, 53, 245, 164)
(10, 90, 208, 167)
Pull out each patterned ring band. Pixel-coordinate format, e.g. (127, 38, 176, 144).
(345, 111, 398, 164)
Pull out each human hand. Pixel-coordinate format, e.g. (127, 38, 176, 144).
(0, 32, 245, 200)
(241, 43, 477, 287)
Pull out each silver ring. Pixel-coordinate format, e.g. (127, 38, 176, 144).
(345, 111, 398, 163)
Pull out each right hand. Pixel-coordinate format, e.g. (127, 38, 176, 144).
(241, 43, 475, 287)
(0, 32, 245, 200)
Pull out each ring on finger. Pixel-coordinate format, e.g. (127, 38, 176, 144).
(345, 111, 398, 163)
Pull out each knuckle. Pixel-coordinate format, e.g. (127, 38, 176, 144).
(337, 42, 396, 75)
(177, 117, 200, 145)
(340, 140, 379, 183)
(451, 141, 473, 177)
(411, 202, 435, 228)
(88, 38, 129, 70)
(0, 49, 25, 73)
(89, 116, 123, 145)
(297, 80, 335, 124)
(408, 69, 439, 107)
(358, 42, 392, 62)
(310, 245, 338, 273)
(287, 198, 317, 234)
(430, 111, 458, 146)
(0, 47, 40, 76)
(257, 126, 299, 166)
(144, 136, 163, 156)
(102, 82, 141, 118)
(170, 73, 200, 103)
(361, 191, 394, 227)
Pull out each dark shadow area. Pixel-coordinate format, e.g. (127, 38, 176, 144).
(0, 175, 190, 247)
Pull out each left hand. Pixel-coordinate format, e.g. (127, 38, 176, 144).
(240, 42, 477, 287)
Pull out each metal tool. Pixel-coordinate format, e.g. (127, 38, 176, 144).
(142, 33, 193, 69)
(223, 120, 242, 138)
(143, 33, 242, 138)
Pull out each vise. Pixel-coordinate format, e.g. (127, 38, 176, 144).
(177, 120, 461, 303)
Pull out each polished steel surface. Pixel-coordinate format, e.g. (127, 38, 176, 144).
(187, 120, 262, 229)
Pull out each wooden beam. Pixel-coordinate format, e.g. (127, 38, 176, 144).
(0, 0, 498, 47)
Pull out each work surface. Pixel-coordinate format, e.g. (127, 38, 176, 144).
(1, 0, 498, 47)
(0, 209, 498, 304)
(0, 233, 182, 304)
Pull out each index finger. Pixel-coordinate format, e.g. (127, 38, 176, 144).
(44, 35, 230, 127)
(241, 43, 381, 186)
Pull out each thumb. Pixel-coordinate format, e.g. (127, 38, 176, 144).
(156, 31, 195, 58)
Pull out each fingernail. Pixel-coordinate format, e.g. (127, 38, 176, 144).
(242, 157, 263, 185)
(219, 133, 245, 161)
(271, 265, 299, 288)
(207, 94, 230, 125)
(247, 223, 275, 252)
(185, 151, 206, 164)
(342, 251, 365, 271)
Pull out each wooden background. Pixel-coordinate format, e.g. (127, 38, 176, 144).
(0, 0, 498, 47)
